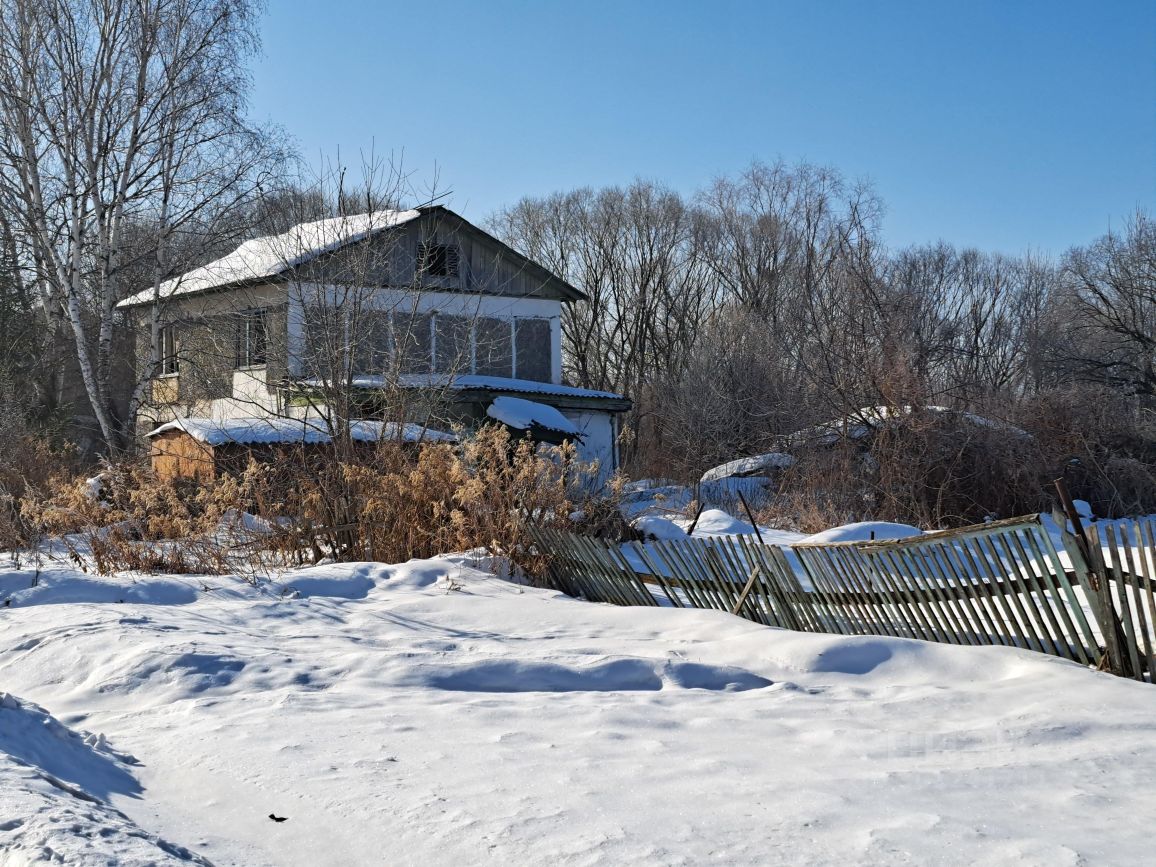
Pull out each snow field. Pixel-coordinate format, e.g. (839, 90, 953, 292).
(1, 554, 1155, 865)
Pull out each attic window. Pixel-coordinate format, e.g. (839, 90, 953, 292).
(419, 242, 460, 279)
(160, 325, 179, 376)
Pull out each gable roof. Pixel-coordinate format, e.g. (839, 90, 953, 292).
(117, 205, 586, 308)
(420, 206, 586, 303)
(117, 210, 421, 308)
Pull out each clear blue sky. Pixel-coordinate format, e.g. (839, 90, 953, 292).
(249, 0, 1155, 257)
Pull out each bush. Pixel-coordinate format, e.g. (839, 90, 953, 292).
(22, 425, 618, 579)
(758, 408, 1050, 531)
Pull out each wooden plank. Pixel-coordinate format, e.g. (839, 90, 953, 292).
(960, 536, 1039, 652)
(934, 540, 1008, 648)
(792, 547, 853, 635)
(718, 538, 767, 623)
(731, 565, 763, 616)
(1035, 525, 1100, 666)
(1136, 519, 1156, 675)
(1101, 523, 1145, 680)
(997, 531, 1065, 658)
(627, 542, 683, 608)
(1019, 528, 1094, 665)
(874, 547, 954, 644)
(1123, 520, 1155, 676)
(910, 544, 980, 646)
(974, 535, 1047, 653)
(815, 547, 881, 636)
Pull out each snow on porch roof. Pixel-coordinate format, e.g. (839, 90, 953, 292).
(486, 396, 582, 439)
(309, 374, 628, 404)
(118, 210, 421, 308)
(146, 417, 456, 446)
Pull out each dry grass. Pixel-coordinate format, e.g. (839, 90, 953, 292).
(19, 425, 618, 579)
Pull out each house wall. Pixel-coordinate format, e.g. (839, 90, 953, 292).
(150, 430, 216, 481)
(559, 410, 619, 489)
(137, 283, 288, 430)
(137, 211, 580, 432)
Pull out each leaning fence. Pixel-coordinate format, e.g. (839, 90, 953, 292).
(528, 513, 1156, 682)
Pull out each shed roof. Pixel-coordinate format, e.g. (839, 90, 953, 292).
(146, 417, 456, 446)
(486, 397, 583, 440)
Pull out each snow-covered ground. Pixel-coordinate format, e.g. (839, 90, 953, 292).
(2, 553, 1155, 865)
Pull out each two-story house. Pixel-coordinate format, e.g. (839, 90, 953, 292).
(117, 206, 629, 481)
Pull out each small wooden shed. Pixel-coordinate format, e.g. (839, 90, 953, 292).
(147, 417, 456, 482)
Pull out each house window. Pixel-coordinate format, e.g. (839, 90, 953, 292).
(434, 314, 471, 374)
(236, 308, 268, 368)
(474, 317, 513, 378)
(394, 311, 433, 374)
(159, 325, 179, 376)
(419, 242, 460, 279)
(515, 318, 551, 382)
(352, 309, 393, 376)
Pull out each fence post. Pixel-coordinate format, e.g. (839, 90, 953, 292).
(1054, 479, 1131, 677)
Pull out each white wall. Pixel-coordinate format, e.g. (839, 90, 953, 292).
(561, 410, 619, 490)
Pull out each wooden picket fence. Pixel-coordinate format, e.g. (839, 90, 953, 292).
(529, 513, 1156, 682)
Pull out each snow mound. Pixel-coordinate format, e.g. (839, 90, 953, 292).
(700, 452, 795, 482)
(797, 521, 924, 545)
(0, 694, 208, 865)
(486, 396, 581, 438)
(691, 507, 757, 536)
(631, 515, 687, 540)
(0, 568, 198, 608)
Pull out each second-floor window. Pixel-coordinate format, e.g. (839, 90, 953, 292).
(159, 325, 179, 376)
(236, 308, 267, 368)
(304, 306, 552, 381)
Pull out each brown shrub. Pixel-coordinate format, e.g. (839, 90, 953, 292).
(23, 425, 615, 579)
(759, 408, 1051, 531)
(1008, 384, 1156, 518)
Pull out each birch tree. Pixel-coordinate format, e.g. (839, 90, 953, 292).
(0, 0, 279, 451)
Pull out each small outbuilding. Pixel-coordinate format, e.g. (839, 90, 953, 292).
(147, 417, 456, 481)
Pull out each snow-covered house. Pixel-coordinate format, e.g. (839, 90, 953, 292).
(117, 207, 629, 480)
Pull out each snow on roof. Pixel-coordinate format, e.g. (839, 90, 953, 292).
(700, 452, 795, 483)
(787, 405, 1030, 447)
(486, 397, 581, 438)
(146, 416, 455, 446)
(302, 373, 626, 402)
(118, 210, 421, 308)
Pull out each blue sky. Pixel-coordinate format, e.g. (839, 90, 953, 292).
(249, 0, 1155, 256)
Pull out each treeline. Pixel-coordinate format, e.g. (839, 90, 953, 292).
(488, 163, 1156, 518)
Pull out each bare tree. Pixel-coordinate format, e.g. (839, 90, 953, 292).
(1055, 213, 1156, 398)
(0, 0, 282, 452)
